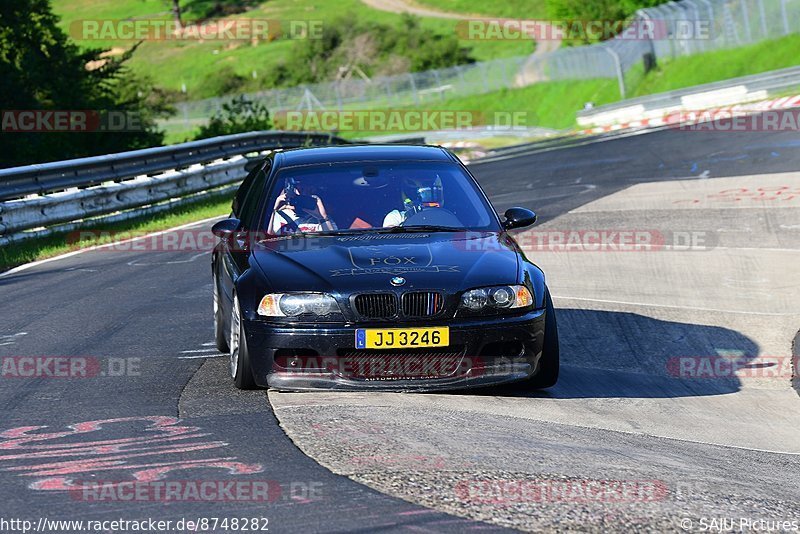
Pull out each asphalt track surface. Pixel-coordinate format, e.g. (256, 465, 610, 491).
(1, 120, 799, 533)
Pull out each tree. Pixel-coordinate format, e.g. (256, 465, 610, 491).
(171, 0, 183, 28)
(195, 96, 272, 139)
(0, 0, 172, 168)
(546, 0, 669, 43)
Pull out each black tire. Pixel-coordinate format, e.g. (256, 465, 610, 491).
(527, 289, 560, 389)
(229, 296, 258, 390)
(213, 271, 229, 354)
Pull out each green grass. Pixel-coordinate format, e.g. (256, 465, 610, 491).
(0, 192, 232, 272)
(325, 32, 800, 139)
(256, 78, 619, 141)
(420, 79, 620, 129)
(160, 31, 800, 142)
(629, 33, 800, 97)
(51, 0, 535, 100)
(412, 0, 547, 19)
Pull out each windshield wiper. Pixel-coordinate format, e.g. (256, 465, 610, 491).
(257, 229, 359, 241)
(323, 225, 462, 235)
(384, 225, 462, 233)
(258, 225, 462, 241)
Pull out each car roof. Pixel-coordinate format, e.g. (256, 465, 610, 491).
(275, 144, 455, 167)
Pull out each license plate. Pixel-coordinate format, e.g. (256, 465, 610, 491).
(355, 327, 449, 349)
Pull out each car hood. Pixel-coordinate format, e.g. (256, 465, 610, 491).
(251, 232, 521, 294)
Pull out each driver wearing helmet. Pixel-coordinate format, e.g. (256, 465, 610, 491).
(268, 177, 336, 235)
(383, 177, 443, 227)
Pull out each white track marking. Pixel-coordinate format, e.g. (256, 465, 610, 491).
(127, 251, 210, 267)
(471, 126, 672, 165)
(0, 332, 29, 346)
(0, 216, 225, 279)
(0, 333, 27, 340)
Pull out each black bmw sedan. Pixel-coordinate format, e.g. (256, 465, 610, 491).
(211, 144, 558, 391)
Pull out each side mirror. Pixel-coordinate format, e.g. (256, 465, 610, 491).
(502, 208, 537, 230)
(212, 218, 241, 240)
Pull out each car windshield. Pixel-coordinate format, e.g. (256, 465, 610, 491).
(261, 160, 500, 236)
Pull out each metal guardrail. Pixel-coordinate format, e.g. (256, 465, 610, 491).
(576, 66, 800, 127)
(0, 131, 350, 244)
(0, 131, 347, 201)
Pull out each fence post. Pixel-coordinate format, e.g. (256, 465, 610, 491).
(781, 0, 790, 35)
(636, 8, 658, 65)
(677, 1, 697, 55)
(683, 0, 704, 52)
(604, 47, 626, 100)
(408, 73, 419, 106)
(739, 0, 753, 42)
(433, 70, 444, 101)
(721, 2, 740, 47)
(181, 103, 189, 130)
(756, 0, 768, 38)
(696, 0, 715, 48)
(456, 65, 466, 88)
(335, 83, 343, 112)
(384, 80, 393, 107)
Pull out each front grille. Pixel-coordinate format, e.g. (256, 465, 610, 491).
(337, 347, 466, 380)
(402, 291, 444, 317)
(354, 293, 398, 318)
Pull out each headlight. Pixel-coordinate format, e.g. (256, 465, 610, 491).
(257, 293, 341, 317)
(459, 285, 533, 312)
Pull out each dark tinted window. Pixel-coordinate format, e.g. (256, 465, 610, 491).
(232, 157, 271, 218)
(260, 161, 500, 234)
(238, 170, 268, 228)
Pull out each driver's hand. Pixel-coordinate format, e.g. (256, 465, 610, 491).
(274, 192, 287, 209)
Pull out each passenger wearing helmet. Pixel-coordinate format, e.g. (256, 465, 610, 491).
(268, 177, 336, 235)
(383, 177, 443, 227)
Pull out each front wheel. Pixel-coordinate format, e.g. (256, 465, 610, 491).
(527, 289, 559, 389)
(229, 296, 257, 390)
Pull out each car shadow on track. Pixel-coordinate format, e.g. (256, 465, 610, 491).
(469, 308, 761, 399)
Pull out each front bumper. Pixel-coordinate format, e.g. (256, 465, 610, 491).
(243, 308, 547, 391)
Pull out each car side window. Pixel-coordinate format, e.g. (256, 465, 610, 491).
(232, 172, 256, 219)
(232, 158, 271, 218)
(233, 158, 272, 223)
(238, 170, 268, 230)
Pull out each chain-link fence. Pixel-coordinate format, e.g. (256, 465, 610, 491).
(162, 0, 800, 134)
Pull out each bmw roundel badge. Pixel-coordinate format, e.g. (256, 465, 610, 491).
(390, 276, 406, 286)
